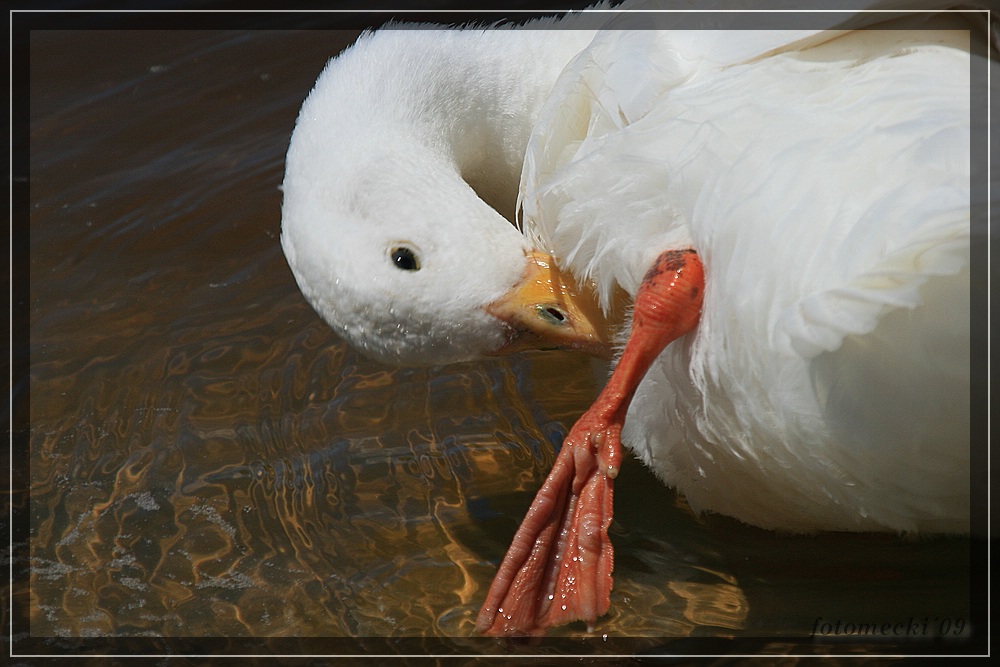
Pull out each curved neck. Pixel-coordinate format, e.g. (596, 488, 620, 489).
(319, 26, 596, 221)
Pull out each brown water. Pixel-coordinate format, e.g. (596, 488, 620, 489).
(19, 26, 981, 657)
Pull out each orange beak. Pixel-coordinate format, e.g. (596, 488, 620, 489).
(486, 251, 611, 358)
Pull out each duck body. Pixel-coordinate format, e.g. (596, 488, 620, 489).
(520, 26, 973, 533)
(281, 5, 979, 570)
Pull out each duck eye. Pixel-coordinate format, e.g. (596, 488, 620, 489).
(390, 246, 420, 271)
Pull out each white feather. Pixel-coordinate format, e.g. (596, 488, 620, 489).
(520, 23, 977, 532)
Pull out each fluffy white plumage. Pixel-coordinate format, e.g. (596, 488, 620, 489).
(281, 3, 987, 534)
(519, 24, 977, 532)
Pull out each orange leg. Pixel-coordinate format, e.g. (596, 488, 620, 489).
(476, 249, 705, 636)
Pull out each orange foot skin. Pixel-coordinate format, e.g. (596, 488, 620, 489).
(476, 249, 705, 637)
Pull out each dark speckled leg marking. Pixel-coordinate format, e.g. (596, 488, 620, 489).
(641, 248, 700, 294)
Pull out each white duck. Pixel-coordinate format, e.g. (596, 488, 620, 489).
(281, 2, 984, 637)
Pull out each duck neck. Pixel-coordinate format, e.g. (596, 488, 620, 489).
(337, 25, 597, 221)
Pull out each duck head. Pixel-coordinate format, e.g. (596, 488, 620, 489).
(280, 79, 608, 366)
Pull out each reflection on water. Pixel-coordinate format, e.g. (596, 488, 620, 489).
(22, 26, 977, 655)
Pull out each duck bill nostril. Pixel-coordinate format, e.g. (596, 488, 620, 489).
(486, 250, 611, 357)
(539, 305, 567, 325)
